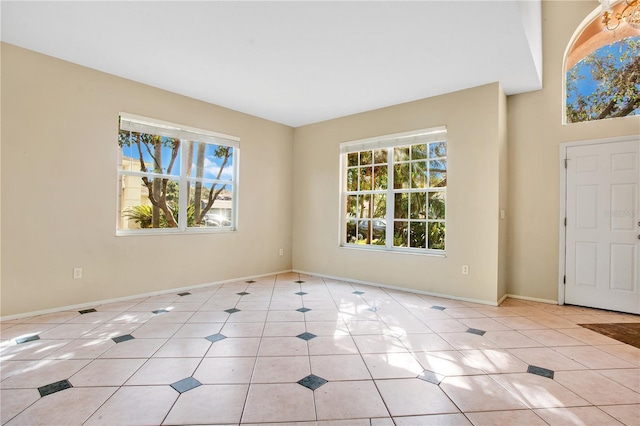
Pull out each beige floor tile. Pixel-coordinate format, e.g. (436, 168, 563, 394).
(258, 336, 309, 356)
(346, 320, 393, 335)
(45, 338, 115, 360)
(205, 336, 261, 357)
(263, 321, 307, 337)
(376, 378, 459, 416)
(598, 404, 640, 426)
(440, 376, 528, 412)
(131, 322, 182, 338)
(557, 327, 624, 345)
(267, 310, 308, 322)
(0, 324, 56, 342)
(393, 413, 471, 425)
(458, 318, 511, 332)
(439, 332, 499, 350)
(186, 311, 230, 323)
(458, 349, 529, 374)
(98, 338, 166, 358)
(494, 316, 549, 330)
(69, 358, 145, 386)
(528, 315, 582, 329)
(315, 380, 389, 420)
(24, 311, 80, 324)
(80, 323, 140, 339)
(242, 383, 316, 423)
(310, 354, 371, 381)
(353, 335, 406, 353)
(126, 357, 200, 385)
(193, 356, 255, 384)
(596, 368, 640, 392)
(0, 359, 91, 389)
(362, 352, 424, 379)
(305, 321, 350, 336)
(0, 388, 40, 424)
(84, 385, 178, 425)
(303, 309, 344, 322)
(413, 350, 485, 376)
(252, 356, 311, 383)
(308, 335, 359, 355)
(173, 322, 223, 338)
(0, 360, 36, 381)
(553, 345, 637, 369)
(465, 409, 548, 425)
(553, 370, 640, 405)
(5, 387, 117, 426)
(109, 311, 155, 324)
(163, 384, 248, 425)
(400, 333, 455, 352)
(534, 406, 623, 425)
(37, 323, 100, 339)
(153, 337, 211, 358)
(507, 347, 587, 371)
(1, 339, 71, 361)
(596, 344, 640, 366)
(490, 373, 589, 408)
(220, 322, 265, 337)
(482, 330, 541, 348)
(65, 311, 120, 324)
(226, 310, 268, 323)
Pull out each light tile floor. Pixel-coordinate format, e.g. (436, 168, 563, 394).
(1, 272, 639, 425)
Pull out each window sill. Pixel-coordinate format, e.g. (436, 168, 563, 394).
(339, 244, 446, 258)
(116, 228, 237, 237)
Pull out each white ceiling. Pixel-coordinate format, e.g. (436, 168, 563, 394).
(1, 1, 543, 127)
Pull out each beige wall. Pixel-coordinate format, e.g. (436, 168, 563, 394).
(507, 1, 640, 302)
(1, 43, 294, 317)
(292, 83, 507, 304)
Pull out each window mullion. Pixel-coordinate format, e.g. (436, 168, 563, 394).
(177, 140, 188, 230)
(385, 147, 394, 249)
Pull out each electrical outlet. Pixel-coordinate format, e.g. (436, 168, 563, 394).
(462, 265, 469, 275)
(279, 248, 284, 256)
(73, 268, 83, 279)
(500, 209, 506, 219)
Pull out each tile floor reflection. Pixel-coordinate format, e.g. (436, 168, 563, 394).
(1, 272, 639, 425)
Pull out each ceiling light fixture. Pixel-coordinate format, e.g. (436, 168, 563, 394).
(600, 0, 640, 31)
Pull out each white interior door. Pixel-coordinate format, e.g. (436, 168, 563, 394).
(565, 139, 639, 314)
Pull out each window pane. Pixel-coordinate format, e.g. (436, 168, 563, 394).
(119, 175, 180, 229)
(393, 221, 408, 247)
(346, 195, 358, 218)
(428, 222, 446, 250)
(394, 193, 408, 219)
(358, 194, 372, 219)
(189, 143, 233, 181)
(394, 146, 409, 162)
(357, 220, 370, 244)
(374, 149, 387, 164)
(348, 152, 358, 167)
(347, 168, 358, 191)
(410, 222, 427, 248)
(360, 167, 372, 191)
(429, 159, 447, 187)
(429, 142, 446, 158)
(360, 150, 372, 165)
(372, 220, 386, 245)
(410, 192, 426, 219)
(119, 131, 181, 176)
(411, 144, 427, 160)
(373, 165, 388, 190)
(372, 194, 386, 219)
(394, 163, 410, 189)
(428, 192, 446, 219)
(188, 181, 233, 228)
(346, 220, 357, 243)
(411, 161, 427, 188)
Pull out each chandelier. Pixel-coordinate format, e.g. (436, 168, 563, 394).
(600, 0, 640, 30)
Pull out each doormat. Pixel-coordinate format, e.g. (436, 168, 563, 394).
(579, 323, 640, 349)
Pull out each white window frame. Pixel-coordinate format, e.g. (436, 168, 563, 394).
(117, 113, 240, 235)
(339, 126, 447, 255)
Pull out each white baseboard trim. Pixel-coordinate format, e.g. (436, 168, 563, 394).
(294, 269, 500, 307)
(506, 294, 558, 305)
(1, 269, 293, 321)
(497, 293, 509, 305)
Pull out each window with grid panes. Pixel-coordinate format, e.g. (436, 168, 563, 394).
(341, 127, 446, 253)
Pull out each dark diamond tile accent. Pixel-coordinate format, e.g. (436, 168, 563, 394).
(15, 335, 40, 344)
(205, 333, 227, 343)
(296, 332, 317, 341)
(368, 307, 379, 312)
(466, 328, 486, 336)
(296, 307, 311, 313)
(38, 379, 72, 397)
(237, 292, 250, 296)
(224, 308, 241, 314)
(171, 377, 202, 393)
(152, 309, 169, 315)
(352, 291, 365, 295)
(177, 292, 191, 297)
(528, 365, 554, 379)
(295, 291, 308, 296)
(294, 280, 305, 283)
(297, 374, 328, 391)
(245, 280, 256, 283)
(431, 306, 447, 311)
(418, 370, 445, 385)
(79, 308, 97, 314)
(112, 334, 135, 344)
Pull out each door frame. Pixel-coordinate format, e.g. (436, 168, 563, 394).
(558, 135, 638, 306)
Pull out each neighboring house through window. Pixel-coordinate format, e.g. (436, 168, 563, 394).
(117, 114, 239, 234)
(340, 127, 447, 253)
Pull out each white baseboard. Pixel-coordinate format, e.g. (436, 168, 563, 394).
(1, 269, 293, 321)
(294, 269, 500, 307)
(506, 294, 558, 305)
